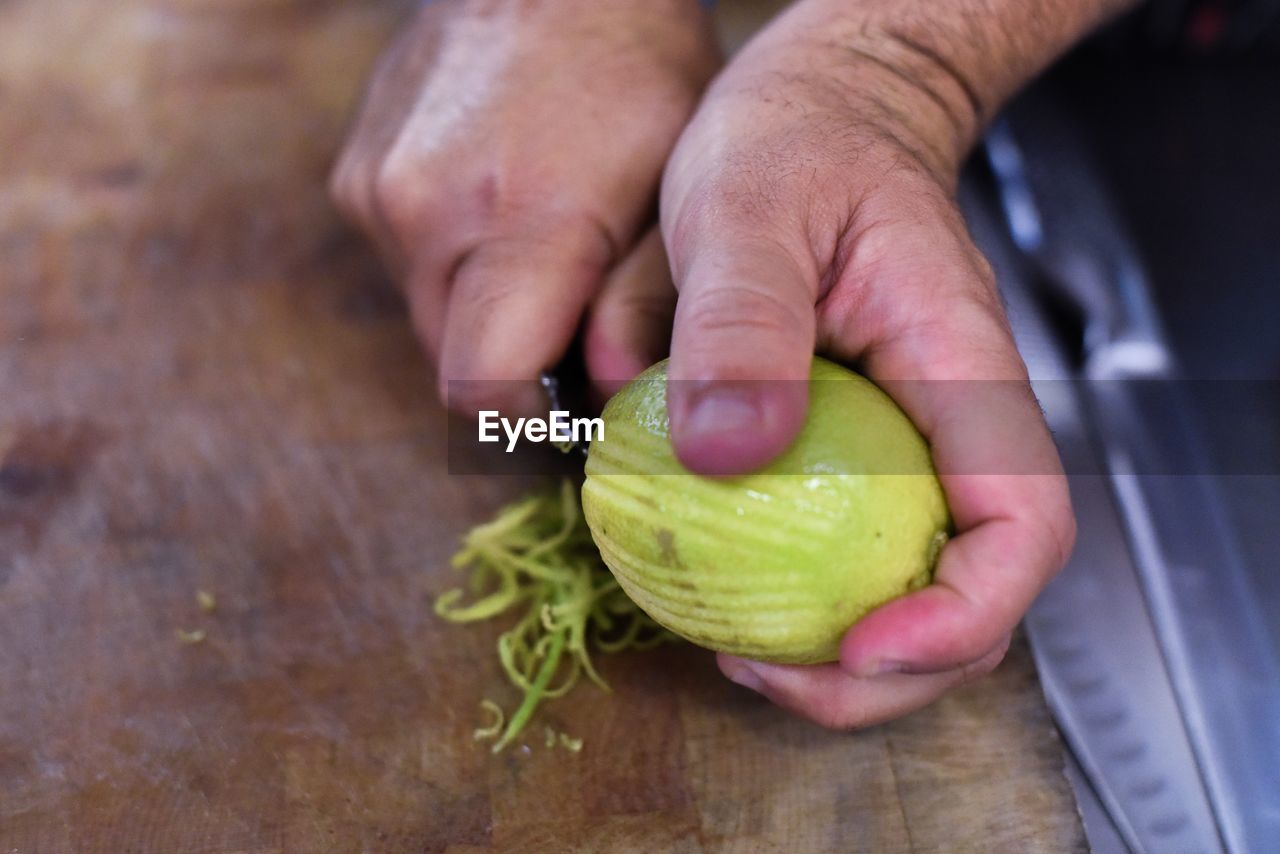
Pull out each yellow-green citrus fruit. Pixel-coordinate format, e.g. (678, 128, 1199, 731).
(581, 357, 952, 665)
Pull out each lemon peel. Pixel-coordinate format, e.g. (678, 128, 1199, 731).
(582, 357, 953, 664)
(435, 479, 671, 752)
(176, 628, 206, 645)
(473, 700, 505, 742)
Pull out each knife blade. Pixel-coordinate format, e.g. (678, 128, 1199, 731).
(985, 97, 1280, 852)
(964, 132, 1226, 852)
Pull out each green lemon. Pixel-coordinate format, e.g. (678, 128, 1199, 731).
(581, 356, 951, 664)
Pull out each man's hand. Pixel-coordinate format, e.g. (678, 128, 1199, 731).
(335, 0, 1135, 729)
(330, 0, 719, 413)
(657, 0, 1135, 727)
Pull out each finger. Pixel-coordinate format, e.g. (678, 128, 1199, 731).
(841, 472, 1071, 676)
(583, 226, 676, 399)
(845, 350, 1072, 675)
(402, 254, 450, 363)
(718, 636, 1009, 730)
(665, 226, 817, 475)
(853, 483, 1068, 674)
(823, 265, 1073, 676)
(439, 224, 614, 419)
(328, 9, 441, 277)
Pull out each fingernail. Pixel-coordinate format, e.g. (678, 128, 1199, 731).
(684, 388, 762, 440)
(720, 658, 765, 694)
(850, 659, 909, 678)
(674, 385, 792, 476)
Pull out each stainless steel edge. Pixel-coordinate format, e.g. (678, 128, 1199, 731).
(961, 169, 1225, 853)
(989, 98, 1280, 851)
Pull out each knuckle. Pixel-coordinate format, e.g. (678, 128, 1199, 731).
(668, 151, 816, 253)
(372, 151, 430, 236)
(460, 289, 520, 347)
(681, 282, 809, 342)
(938, 632, 997, 670)
(1058, 508, 1079, 562)
(803, 700, 866, 732)
(445, 289, 522, 372)
(326, 160, 347, 206)
(463, 161, 576, 230)
(543, 214, 619, 270)
(1040, 492, 1078, 573)
(1015, 474, 1077, 575)
(683, 165, 791, 232)
(328, 158, 364, 221)
(961, 637, 1011, 684)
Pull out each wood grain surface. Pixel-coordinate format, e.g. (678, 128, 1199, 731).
(0, 1, 1085, 851)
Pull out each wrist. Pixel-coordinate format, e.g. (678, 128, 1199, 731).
(483, 0, 720, 67)
(759, 0, 1139, 180)
(820, 29, 985, 184)
(486, 0, 713, 24)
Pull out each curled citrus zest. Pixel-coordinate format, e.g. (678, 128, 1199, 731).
(492, 627, 567, 753)
(433, 478, 675, 752)
(592, 614, 643, 654)
(176, 628, 206, 645)
(473, 700, 505, 742)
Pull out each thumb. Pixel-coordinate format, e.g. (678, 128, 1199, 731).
(666, 236, 816, 475)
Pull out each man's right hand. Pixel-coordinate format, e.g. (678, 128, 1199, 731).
(329, 0, 720, 414)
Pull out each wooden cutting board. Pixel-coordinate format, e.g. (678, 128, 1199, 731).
(0, 1, 1084, 850)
